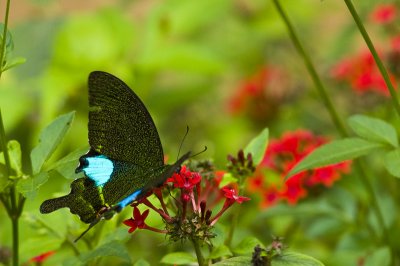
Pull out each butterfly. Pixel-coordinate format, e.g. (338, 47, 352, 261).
(40, 71, 190, 241)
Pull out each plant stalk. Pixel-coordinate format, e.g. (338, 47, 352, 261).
(0, 0, 11, 78)
(191, 238, 206, 266)
(343, 0, 400, 118)
(272, 0, 389, 245)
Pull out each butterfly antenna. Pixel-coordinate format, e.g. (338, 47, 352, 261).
(190, 146, 207, 159)
(74, 218, 100, 242)
(177, 126, 190, 161)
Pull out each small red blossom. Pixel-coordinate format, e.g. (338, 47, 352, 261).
(249, 130, 351, 207)
(29, 251, 55, 263)
(168, 165, 201, 190)
(371, 4, 397, 24)
(222, 186, 250, 205)
(123, 207, 150, 233)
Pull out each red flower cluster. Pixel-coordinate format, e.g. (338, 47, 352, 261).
(248, 130, 350, 208)
(228, 66, 288, 123)
(332, 3, 400, 96)
(123, 165, 250, 240)
(331, 50, 396, 96)
(370, 4, 397, 24)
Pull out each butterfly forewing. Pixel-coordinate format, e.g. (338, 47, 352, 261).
(88, 71, 164, 169)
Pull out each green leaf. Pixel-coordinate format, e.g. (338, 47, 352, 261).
(20, 237, 62, 262)
(134, 259, 151, 266)
(244, 128, 269, 166)
(212, 256, 252, 265)
(287, 138, 384, 179)
(348, 115, 398, 147)
(364, 247, 391, 266)
(48, 146, 88, 179)
(7, 140, 23, 177)
(219, 172, 238, 188)
(232, 237, 263, 255)
(160, 252, 197, 265)
(16, 172, 48, 199)
(30, 111, 75, 175)
(271, 252, 325, 266)
(0, 23, 14, 55)
(80, 240, 131, 264)
(2, 56, 26, 72)
(384, 149, 400, 178)
(209, 245, 233, 259)
(0, 163, 10, 191)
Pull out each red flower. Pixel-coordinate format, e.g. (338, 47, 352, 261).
(168, 166, 201, 190)
(249, 130, 351, 207)
(228, 66, 289, 123)
(123, 207, 150, 233)
(221, 186, 250, 206)
(331, 50, 396, 96)
(29, 251, 55, 263)
(371, 4, 397, 24)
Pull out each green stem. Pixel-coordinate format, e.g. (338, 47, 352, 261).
(343, 0, 400, 118)
(271, 0, 347, 137)
(11, 215, 18, 266)
(191, 238, 206, 266)
(272, 0, 390, 245)
(0, 0, 11, 78)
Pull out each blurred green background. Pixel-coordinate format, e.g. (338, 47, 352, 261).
(1, 0, 397, 265)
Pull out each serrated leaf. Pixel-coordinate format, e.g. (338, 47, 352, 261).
(16, 172, 48, 199)
(287, 138, 384, 179)
(160, 252, 197, 265)
(30, 111, 75, 175)
(209, 245, 233, 259)
(384, 149, 400, 178)
(244, 128, 269, 166)
(232, 237, 263, 255)
(348, 115, 398, 147)
(7, 140, 23, 176)
(212, 256, 252, 265)
(364, 246, 391, 266)
(271, 252, 325, 266)
(80, 241, 131, 264)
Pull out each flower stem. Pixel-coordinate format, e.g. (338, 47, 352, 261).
(271, 0, 347, 137)
(0, 0, 11, 78)
(191, 238, 206, 266)
(343, 0, 400, 117)
(272, 0, 390, 246)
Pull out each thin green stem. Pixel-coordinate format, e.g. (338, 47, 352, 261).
(343, 0, 400, 118)
(11, 216, 18, 266)
(191, 238, 206, 266)
(0, 0, 11, 78)
(272, 0, 390, 245)
(271, 0, 347, 137)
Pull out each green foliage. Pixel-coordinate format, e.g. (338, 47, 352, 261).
(271, 252, 325, 266)
(160, 252, 197, 265)
(244, 127, 269, 166)
(30, 111, 75, 175)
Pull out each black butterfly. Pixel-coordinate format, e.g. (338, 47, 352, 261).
(40, 71, 190, 240)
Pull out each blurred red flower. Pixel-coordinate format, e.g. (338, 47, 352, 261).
(228, 66, 289, 123)
(249, 130, 351, 207)
(331, 50, 396, 96)
(371, 4, 397, 24)
(29, 251, 55, 263)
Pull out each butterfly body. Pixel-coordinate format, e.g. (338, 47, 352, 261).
(40, 71, 189, 238)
